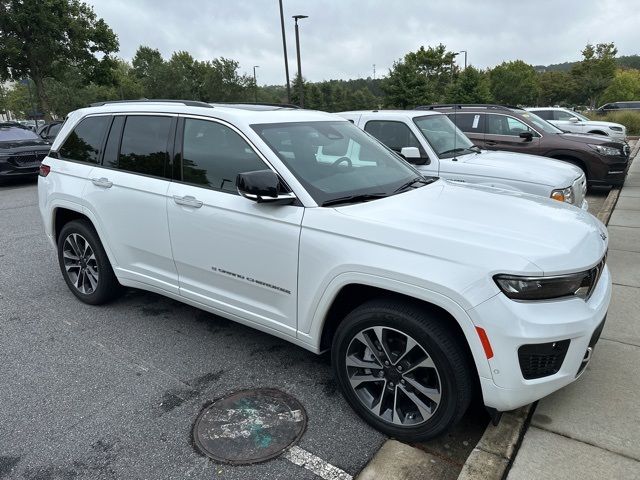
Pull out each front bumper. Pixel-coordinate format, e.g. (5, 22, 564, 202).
(468, 265, 611, 411)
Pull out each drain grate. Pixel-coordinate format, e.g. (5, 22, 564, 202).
(193, 388, 307, 464)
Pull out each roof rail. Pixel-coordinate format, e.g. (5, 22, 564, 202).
(212, 102, 301, 109)
(415, 104, 523, 111)
(89, 99, 214, 108)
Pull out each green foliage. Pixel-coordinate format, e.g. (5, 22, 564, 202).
(586, 110, 640, 136)
(599, 69, 640, 104)
(489, 60, 539, 106)
(536, 71, 576, 106)
(0, 0, 118, 118)
(570, 43, 618, 108)
(5, 82, 34, 117)
(445, 66, 492, 103)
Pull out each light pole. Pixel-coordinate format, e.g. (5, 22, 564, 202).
(253, 65, 259, 103)
(292, 14, 308, 108)
(278, 0, 291, 103)
(459, 50, 468, 70)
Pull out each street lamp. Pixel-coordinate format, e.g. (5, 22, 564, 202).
(278, 0, 291, 103)
(292, 14, 308, 108)
(459, 50, 468, 70)
(253, 65, 259, 103)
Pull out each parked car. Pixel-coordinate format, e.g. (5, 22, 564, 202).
(0, 122, 51, 184)
(596, 101, 640, 114)
(419, 104, 630, 186)
(37, 121, 64, 142)
(39, 100, 611, 441)
(338, 110, 587, 209)
(527, 107, 626, 140)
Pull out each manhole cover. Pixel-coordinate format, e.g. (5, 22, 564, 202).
(193, 388, 307, 464)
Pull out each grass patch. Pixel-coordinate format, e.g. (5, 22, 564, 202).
(585, 110, 640, 136)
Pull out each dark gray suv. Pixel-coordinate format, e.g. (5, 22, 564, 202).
(417, 105, 631, 187)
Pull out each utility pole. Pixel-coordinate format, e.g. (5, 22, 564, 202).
(373, 64, 376, 80)
(278, 0, 291, 103)
(253, 65, 259, 102)
(293, 14, 308, 108)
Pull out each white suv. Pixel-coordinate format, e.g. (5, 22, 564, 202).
(338, 110, 588, 209)
(39, 101, 611, 441)
(527, 107, 627, 140)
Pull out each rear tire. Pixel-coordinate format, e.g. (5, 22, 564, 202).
(57, 220, 123, 305)
(331, 299, 473, 441)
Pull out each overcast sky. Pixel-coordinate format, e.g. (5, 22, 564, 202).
(88, 0, 638, 85)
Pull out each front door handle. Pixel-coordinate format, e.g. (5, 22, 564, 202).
(91, 177, 112, 188)
(173, 195, 203, 208)
(485, 140, 497, 147)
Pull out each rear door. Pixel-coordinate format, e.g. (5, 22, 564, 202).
(446, 113, 486, 148)
(82, 114, 179, 294)
(166, 116, 303, 336)
(484, 114, 540, 154)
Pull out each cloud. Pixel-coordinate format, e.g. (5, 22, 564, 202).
(87, 0, 638, 85)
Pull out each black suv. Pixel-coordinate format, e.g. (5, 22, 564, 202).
(416, 104, 631, 187)
(0, 122, 51, 184)
(596, 101, 640, 114)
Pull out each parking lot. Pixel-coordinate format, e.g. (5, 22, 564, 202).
(0, 180, 611, 480)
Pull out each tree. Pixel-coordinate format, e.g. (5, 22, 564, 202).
(132, 46, 167, 98)
(536, 71, 576, 106)
(445, 66, 492, 103)
(0, 0, 118, 119)
(599, 69, 640, 105)
(570, 43, 618, 108)
(489, 60, 539, 106)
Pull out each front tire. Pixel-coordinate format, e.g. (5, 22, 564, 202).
(57, 220, 123, 305)
(331, 299, 473, 441)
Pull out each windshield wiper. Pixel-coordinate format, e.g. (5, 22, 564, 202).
(393, 176, 435, 193)
(322, 193, 388, 207)
(440, 147, 472, 156)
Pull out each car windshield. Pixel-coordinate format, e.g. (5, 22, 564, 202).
(413, 115, 476, 159)
(519, 111, 564, 134)
(0, 125, 40, 142)
(252, 121, 427, 206)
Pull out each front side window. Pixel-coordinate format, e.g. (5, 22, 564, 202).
(253, 121, 423, 206)
(486, 114, 538, 136)
(117, 116, 172, 177)
(363, 120, 423, 154)
(414, 115, 476, 159)
(181, 118, 267, 193)
(59, 116, 110, 163)
(555, 110, 578, 121)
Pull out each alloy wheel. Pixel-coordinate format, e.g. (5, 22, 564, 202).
(62, 233, 99, 294)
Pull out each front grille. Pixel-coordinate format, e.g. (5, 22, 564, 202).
(518, 339, 571, 379)
(576, 316, 606, 377)
(8, 151, 48, 167)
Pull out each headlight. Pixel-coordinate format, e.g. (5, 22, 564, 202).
(550, 186, 574, 204)
(494, 272, 592, 300)
(588, 144, 621, 156)
(609, 126, 623, 132)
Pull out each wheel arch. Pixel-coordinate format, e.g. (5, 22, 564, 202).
(53, 206, 89, 244)
(586, 130, 607, 136)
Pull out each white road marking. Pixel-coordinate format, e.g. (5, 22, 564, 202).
(284, 446, 353, 480)
(202, 408, 304, 440)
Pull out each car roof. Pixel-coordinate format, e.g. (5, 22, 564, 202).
(338, 110, 443, 118)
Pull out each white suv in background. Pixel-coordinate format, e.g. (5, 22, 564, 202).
(39, 101, 610, 441)
(527, 107, 627, 140)
(338, 110, 588, 209)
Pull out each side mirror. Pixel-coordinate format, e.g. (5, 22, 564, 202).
(400, 146, 430, 165)
(236, 170, 296, 204)
(568, 117, 580, 123)
(519, 131, 533, 141)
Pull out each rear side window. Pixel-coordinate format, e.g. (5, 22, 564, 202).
(533, 110, 553, 120)
(363, 120, 422, 153)
(181, 118, 267, 193)
(446, 113, 485, 133)
(59, 116, 110, 163)
(117, 116, 172, 177)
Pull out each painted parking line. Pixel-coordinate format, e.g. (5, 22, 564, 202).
(284, 446, 353, 480)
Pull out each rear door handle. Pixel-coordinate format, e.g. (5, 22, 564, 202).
(91, 177, 112, 188)
(173, 195, 203, 208)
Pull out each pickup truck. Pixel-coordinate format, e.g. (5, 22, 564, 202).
(338, 110, 588, 209)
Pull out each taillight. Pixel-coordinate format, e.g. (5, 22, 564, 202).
(39, 164, 51, 177)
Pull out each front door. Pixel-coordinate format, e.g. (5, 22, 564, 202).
(484, 114, 540, 154)
(167, 116, 303, 336)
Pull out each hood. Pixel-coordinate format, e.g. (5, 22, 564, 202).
(0, 138, 51, 150)
(334, 180, 607, 276)
(583, 120, 624, 130)
(456, 150, 582, 186)
(558, 132, 624, 146)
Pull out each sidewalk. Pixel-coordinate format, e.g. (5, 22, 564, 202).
(507, 153, 640, 479)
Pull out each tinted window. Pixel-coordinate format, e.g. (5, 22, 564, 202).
(486, 114, 534, 136)
(0, 125, 40, 142)
(364, 120, 422, 153)
(533, 110, 553, 120)
(48, 123, 62, 137)
(446, 113, 485, 133)
(59, 116, 110, 163)
(118, 116, 172, 177)
(181, 118, 267, 193)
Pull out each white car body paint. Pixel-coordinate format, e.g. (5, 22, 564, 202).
(526, 107, 627, 141)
